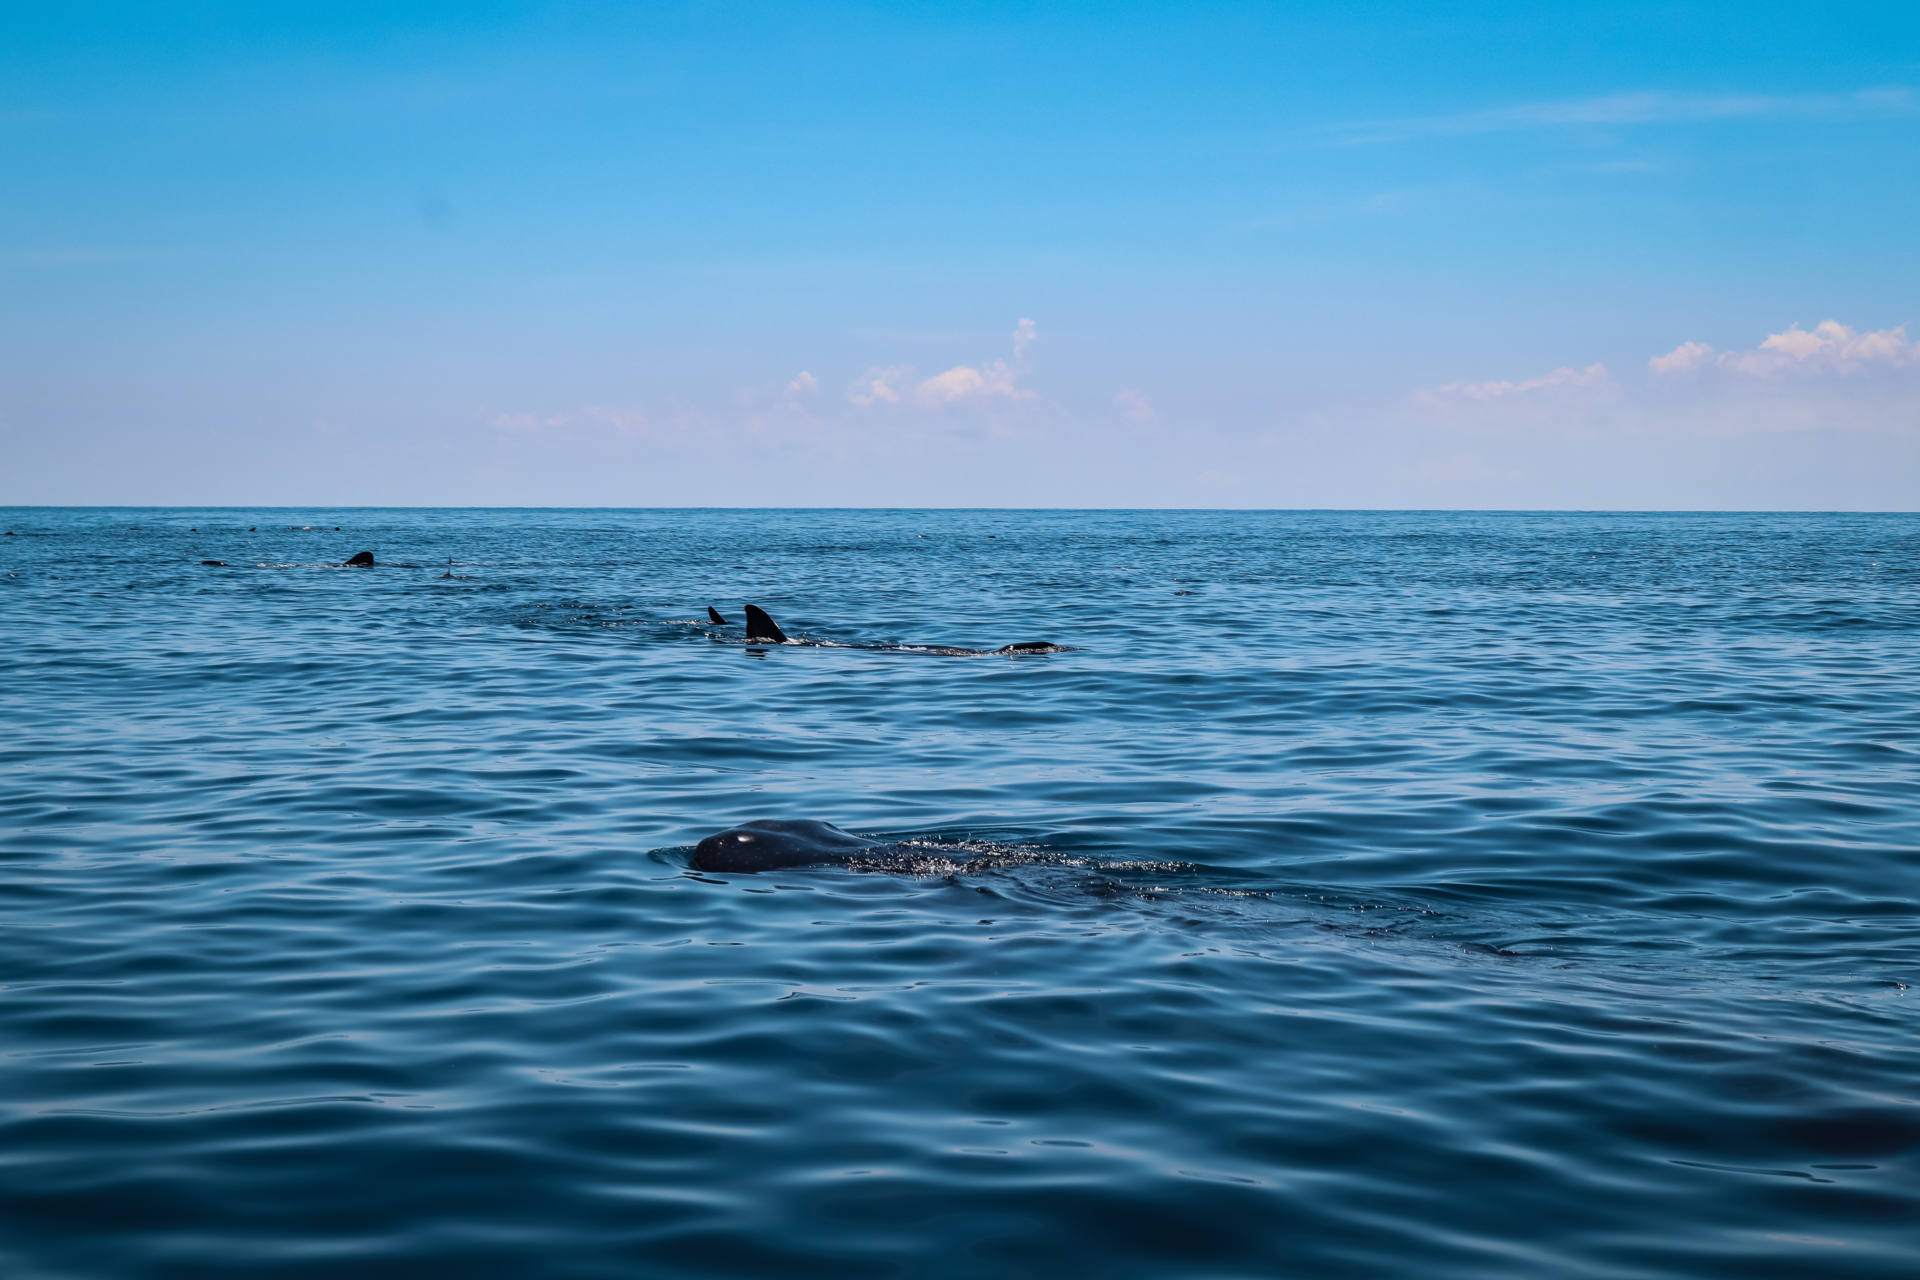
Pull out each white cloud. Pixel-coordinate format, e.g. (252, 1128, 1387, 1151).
(1114, 388, 1155, 422)
(1416, 363, 1614, 407)
(1730, 321, 1915, 375)
(918, 359, 1025, 405)
(786, 371, 818, 398)
(1654, 321, 1919, 378)
(1011, 316, 1037, 365)
(918, 317, 1039, 405)
(1650, 340, 1716, 375)
(848, 366, 910, 406)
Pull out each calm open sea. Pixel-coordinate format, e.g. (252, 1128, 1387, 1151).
(1, 508, 1916, 1278)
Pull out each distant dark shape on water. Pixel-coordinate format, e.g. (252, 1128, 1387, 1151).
(707, 606, 728, 624)
(200, 560, 227, 567)
(690, 820, 894, 873)
(343, 551, 375, 568)
(743, 604, 788, 643)
(729, 604, 1068, 656)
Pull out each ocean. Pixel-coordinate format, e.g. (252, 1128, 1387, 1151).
(1, 508, 1915, 1278)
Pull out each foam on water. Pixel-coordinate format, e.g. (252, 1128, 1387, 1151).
(1, 509, 1916, 1278)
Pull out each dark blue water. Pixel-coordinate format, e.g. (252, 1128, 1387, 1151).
(2, 509, 1916, 1278)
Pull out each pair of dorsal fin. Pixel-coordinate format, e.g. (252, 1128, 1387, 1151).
(707, 604, 788, 643)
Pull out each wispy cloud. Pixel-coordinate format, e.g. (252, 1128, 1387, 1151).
(847, 365, 910, 407)
(489, 411, 571, 430)
(7, 247, 176, 267)
(486, 405, 648, 433)
(1334, 86, 1915, 145)
(1114, 388, 1155, 422)
(1414, 363, 1615, 408)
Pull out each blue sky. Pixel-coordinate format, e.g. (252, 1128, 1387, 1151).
(4, 1, 1917, 507)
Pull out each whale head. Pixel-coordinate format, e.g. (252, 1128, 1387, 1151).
(690, 819, 879, 873)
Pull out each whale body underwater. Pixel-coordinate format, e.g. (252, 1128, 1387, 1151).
(690, 820, 920, 873)
(687, 820, 1050, 875)
(718, 604, 1069, 656)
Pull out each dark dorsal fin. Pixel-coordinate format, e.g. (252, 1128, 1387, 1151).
(743, 604, 788, 643)
(343, 551, 374, 567)
(707, 606, 728, 624)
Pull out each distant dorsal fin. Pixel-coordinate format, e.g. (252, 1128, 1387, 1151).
(707, 606, 728, 624)
(743, 604, 788, 643)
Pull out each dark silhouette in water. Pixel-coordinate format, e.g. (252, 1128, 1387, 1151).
(691, 820, 888, 873)
(707, 606, 728, 624)
(743, 604, 788, 643)
(343, 551, 375, 567)
(728, 604, 1068, 656)
(201, 560, 227, 567)
(441, 558, 454, 579)
(689, 820, 1054, 877)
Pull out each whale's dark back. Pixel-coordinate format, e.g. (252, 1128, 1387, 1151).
(690, 819, 879, 872)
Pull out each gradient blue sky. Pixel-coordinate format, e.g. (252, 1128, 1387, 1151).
(5, 1, 1917, 507)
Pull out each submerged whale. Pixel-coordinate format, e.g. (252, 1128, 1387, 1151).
(721, 604, 1068, 655)
(342, 551, 375, 567)
(690, 819, 891, 873)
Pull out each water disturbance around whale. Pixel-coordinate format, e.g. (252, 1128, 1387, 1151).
(721, 603, 1068, 655)
(1, 508, 1917, 1280)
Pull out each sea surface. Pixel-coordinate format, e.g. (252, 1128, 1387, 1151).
(1, 508, 1916, 1279)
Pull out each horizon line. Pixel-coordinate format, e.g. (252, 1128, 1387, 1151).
(4, 505, 1917, 516)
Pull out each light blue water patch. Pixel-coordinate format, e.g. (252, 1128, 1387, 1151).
(1, 509, 1916, 1278)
